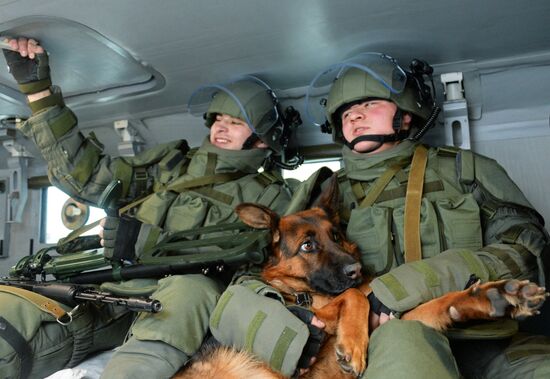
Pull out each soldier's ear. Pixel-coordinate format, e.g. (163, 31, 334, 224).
(313, 173, 340, 224)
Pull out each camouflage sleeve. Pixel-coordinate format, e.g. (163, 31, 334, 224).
(17, 91, 185, 207)
(209, 280, 309, 377)
(470, 154, 549, 287)
(370, 153, 549, 312)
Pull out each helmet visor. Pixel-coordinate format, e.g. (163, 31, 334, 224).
(305, 53, 407, 126)
(187, 76, 279, 135)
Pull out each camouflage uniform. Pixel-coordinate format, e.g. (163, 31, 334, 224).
(211, 54, 550, 378)
(0, 81, 292, 378)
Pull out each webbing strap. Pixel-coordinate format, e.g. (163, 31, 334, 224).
(270, 326, 298, 372)
(28, 90, 64, 114)
(404, 145, 428, 263)
(118, 171, 247, 214)
(206, 152, 216, 175)
(359, 164, 404, 208)
(49, 107, 77, 140)
(245, 311, 267, 351)
(113, 159, 133, 198)
(70, 139, 102, 186)
(210, 290, 233, 329)
(409, 261, 440, 288)
(458, 250, 488, 279)
(57, 219, 102, 246)
(480, 246, 522, 277)
(378, 273, 409, 301)
(0, 285, 67, 321)
(0, 316, 33, 379)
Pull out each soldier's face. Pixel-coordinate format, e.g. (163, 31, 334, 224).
(210, 114, 253, 150)
(341, 100, 409, 154)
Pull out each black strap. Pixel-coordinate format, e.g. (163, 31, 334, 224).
(0, 316, 33, 379)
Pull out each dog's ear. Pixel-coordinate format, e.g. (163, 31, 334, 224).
(235, 203, 281, 243)
(235, 203, 280, 230)
(312, 173, 340, 223)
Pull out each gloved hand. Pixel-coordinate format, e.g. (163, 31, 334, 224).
(368, 291, 395, 331)
(2, 37, 51, 94)
(287, 306, 326, 374)
(99, 214, 142, 261)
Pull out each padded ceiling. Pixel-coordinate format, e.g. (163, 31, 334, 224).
(0, 0, 549, 138)
(0, 15, 163, 119)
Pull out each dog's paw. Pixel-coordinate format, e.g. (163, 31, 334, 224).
(335, 341, 366, 377)
(490, 279, 548, 320)
(450, 279, 548, 322)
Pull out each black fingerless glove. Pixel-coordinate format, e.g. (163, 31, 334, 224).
(102, 214, 142, 261)
(287, 306, 326, 371)
(3, 49, 51, 94)
(367, 291, 392, 316)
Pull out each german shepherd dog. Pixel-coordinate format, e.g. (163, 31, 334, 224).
(175, 175, 548, 379)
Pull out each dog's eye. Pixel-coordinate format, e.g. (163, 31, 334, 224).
(333, 232, 340, 243)
(300, 240, 315, 253)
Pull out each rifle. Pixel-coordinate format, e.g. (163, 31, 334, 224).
(0, 280, 162, 313)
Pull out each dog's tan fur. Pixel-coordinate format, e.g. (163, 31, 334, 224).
(174, 175, 548, 379)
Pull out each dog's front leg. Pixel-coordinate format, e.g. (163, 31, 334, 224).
(401, 279, 548, 330)
(313, 288, 370, 377)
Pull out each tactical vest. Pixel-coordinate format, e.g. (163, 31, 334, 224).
(338, 144, 482, 276)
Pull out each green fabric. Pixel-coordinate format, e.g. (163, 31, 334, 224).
(362, 320, 460, 379)
(100, 337, 190, 379)
(335, 140, 547, 312)
(245, 311, 267, 351)
(451, 333, 550, 379)
(210, 285, 309, 377)
(100, 279, 159, 297)
(370, 249, 490, 312)
(28, 89, 64, 114)
(13, 100, 294, 377)
(132, 275, 224, 356)
(0, 292, 131, 379)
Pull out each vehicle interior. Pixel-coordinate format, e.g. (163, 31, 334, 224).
(0, 0, 549, 376)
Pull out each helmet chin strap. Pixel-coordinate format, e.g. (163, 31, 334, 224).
(344, 109, 409, 153)
(241, 133, 260, 150)
(345, 130, 409, 153)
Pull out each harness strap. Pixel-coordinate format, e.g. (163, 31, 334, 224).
(0, 316, 33, 379)
(404, 145, 429, 263)
(0, 285, 68, 322)
(118, 171, 247, 214)
(358, 164, 405, 208)
(57, 219, 102, 246)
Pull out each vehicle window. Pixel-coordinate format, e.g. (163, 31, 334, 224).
(282, 158, 342, 181)
(42, 186, 105, 244)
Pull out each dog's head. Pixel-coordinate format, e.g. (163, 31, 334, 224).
(236, 174, 362, 296)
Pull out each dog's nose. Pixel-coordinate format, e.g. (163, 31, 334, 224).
(343, 263, 361, 280)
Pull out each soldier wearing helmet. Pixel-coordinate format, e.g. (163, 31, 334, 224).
(211, 53, 550, 378)
(0, 37, 299, 379)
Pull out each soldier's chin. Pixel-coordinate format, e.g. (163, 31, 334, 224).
(352, 140, 381, 154)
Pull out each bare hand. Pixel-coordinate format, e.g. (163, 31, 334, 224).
(369, 311, 395, 331)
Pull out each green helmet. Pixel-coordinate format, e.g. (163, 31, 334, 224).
(188, 76, 286, 153)
(306, 53, 435, 145)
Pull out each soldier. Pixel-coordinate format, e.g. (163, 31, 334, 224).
(211, 53, 550, 378)
(0, 37, 300, 379)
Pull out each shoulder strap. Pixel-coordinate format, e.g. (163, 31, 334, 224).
(403, 145, 429, 263)
(0, 285, 69, 322)
(457, 149, 475, 185)
(358, 164, 406, 208)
